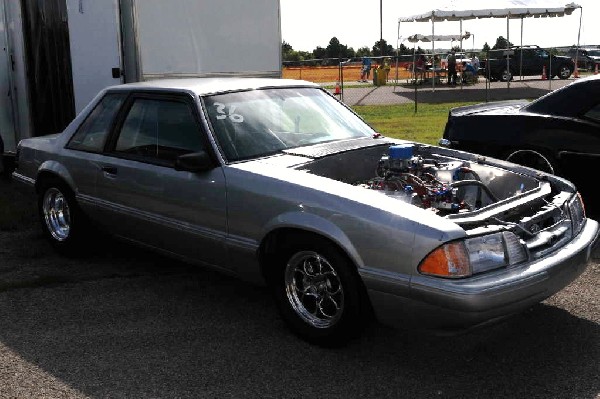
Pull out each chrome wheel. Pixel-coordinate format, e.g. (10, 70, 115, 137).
(284, 251, 344, 329)
(42, 187, 71, 241)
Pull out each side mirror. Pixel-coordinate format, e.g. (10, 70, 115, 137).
(174, 151, 214, 172)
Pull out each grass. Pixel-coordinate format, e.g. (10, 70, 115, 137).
(353, 102, 478, 145)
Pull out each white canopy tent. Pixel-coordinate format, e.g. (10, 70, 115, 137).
(398, 2, 583, 90)
(399, 32, 474, 112)
(399, 33, 473, 92)
(406, 33, 471, 43)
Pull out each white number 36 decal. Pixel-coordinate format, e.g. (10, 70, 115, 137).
(214, 102, 244, 123)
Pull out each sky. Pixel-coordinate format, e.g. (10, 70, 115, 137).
(280, 0, 599, 52)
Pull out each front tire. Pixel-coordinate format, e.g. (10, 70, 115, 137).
(500, 68, 513, 82)
(270, 235, 369, 346)
(558, 65, 572, 79)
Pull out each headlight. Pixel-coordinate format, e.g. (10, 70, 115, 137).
(418, 232, 528, 278)
(568, 192, 585, 237)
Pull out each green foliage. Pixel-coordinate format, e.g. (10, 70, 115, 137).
(492, 36, 513, 50)
(352, 102, 478, 145)
(372, 39, 394, 57)
(326, 37, 355, 60)
(482, 42, 491, 52)
(282, 41, 313, 62)
(356, 46, 371, 57)
(398, 43, 411, 55)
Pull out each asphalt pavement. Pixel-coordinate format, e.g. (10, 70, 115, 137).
(336, 76, 574, 106)
(0, 179, 598, 399)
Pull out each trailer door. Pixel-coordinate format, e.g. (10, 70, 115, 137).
(67, 0, 123, 114)
(0, 0, 16, 153)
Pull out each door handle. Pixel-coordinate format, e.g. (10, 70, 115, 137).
(101, 166, 118, 175)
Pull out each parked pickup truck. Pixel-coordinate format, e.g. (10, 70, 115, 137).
(482, 45, 574, 82)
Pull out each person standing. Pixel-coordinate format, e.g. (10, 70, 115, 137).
(414, 54, 426, 82)
(383, 57, 391, 82)
(359, 56, 372, 82)
(471, 54, 480, 76)
(447, 50, 457, 86)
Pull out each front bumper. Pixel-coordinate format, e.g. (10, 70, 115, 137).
(365, 218, 599, 331)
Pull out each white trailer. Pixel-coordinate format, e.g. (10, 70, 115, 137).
(0, 0, 282, 170)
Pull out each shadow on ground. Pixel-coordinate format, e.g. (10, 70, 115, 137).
(0, 221, 598, 398)
(394, 86, 552, 104)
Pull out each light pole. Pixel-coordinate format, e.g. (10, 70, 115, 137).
(380, 0, 383, 57)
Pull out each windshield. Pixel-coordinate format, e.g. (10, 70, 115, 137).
(586, 50, 600, 57)
(203, 87, 375, 161)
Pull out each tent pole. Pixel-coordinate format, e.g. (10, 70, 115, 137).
(459, 19, 463, 90)
(413, 43, 417, 114)
(431, 15, 435, 92)
(506, 15, 510, 90)
(576, 6, 582, 75)
(395, 20, 400, 91)
(520, 17, 523, 80)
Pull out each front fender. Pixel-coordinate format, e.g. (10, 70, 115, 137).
(261, 211, 364, 269)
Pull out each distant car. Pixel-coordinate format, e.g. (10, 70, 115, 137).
(566, 47, 600, 71)
(440, 52, 470, 69)
(441, 75, 600, 195)
(12, 78, 598, 345)
(483, 45, 574, 81)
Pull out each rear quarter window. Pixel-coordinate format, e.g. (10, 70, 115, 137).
(67, 93, 127, 152)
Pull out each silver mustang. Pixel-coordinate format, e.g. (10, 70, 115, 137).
(12, 78, 599, 345)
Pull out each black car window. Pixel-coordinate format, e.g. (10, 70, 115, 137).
(67, 93, 126, 152)
(115, 98, 205, 163)
(583, 104, 600, 123)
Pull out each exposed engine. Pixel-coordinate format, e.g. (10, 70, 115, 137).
(358, 144, 500, 214)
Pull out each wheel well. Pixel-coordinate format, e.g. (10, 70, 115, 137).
(259, 227, 374, 319)
(35, 171, 72, 194)
(502, 147, 559, 174)
(259, 228, 350, 277)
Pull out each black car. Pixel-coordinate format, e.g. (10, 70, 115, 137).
(440, 75, 600, 209)
(566, 47, 600, 71)
(483, 45, 574, 81)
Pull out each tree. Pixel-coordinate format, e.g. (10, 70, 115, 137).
(492, 36, 513, 50)
(482, 42, 491, 52)
(282, 41, 297, 62)
(312, 46, 327, 61)
(281, 41, 313, 62)
(372, 39, 394, 57)
(356, 46, 371, 57)
(398, 43, 411, 55)
(325, 37, 354, 60)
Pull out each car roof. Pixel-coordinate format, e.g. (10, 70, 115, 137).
(105, 77, 320, 96)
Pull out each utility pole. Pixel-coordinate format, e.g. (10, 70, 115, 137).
(380, 0, 383, 57)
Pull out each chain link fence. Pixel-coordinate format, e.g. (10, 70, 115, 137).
(283, 46, 590, 107)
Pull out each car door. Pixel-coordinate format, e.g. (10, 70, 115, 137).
(92, 92, 229, 269)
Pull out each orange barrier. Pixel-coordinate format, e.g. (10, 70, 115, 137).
(282, 65, 412, 83)
(542, 65, 547, 80)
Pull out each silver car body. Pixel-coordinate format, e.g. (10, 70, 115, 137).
(12, 78, 599, 332)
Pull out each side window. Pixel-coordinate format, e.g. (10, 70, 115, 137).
(67, 93, 126, 152)
(114, 98, 205, 163)
(583, 103, 600, 123)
